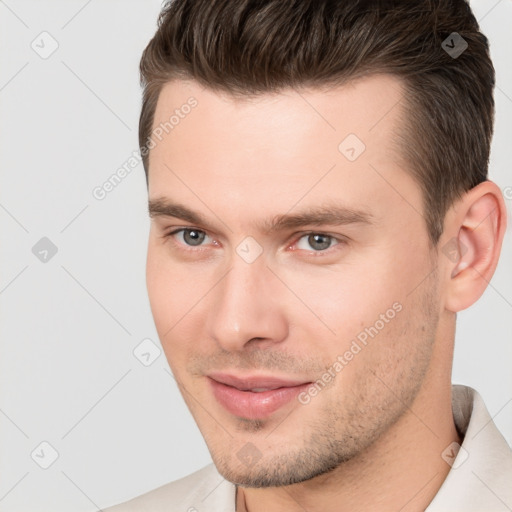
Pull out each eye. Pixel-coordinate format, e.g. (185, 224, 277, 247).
(295, 233, 340, 252)
(170, 228, 211, 247)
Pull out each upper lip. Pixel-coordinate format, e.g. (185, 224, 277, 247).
(208, 372, 310, 391)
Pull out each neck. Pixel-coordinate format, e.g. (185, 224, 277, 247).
(236, 372, 459, 512)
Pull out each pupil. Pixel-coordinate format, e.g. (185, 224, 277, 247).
(184, 229, 205, 246)
(309, 234, 331, 251)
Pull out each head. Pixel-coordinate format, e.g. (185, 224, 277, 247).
(142, 0, 506, 487)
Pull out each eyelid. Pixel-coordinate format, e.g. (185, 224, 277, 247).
(166, 226, 215, 248)
(163, 226, 347, 255)
(288, 231, 347, 254)
(296, 233, 339, 248)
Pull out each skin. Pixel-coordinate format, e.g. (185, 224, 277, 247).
(145, 75, 507, 511)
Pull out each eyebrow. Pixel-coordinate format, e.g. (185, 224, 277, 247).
(264, 205, 374, 232)
(149, 199, 207, 225)
(148, 198, 375, 232)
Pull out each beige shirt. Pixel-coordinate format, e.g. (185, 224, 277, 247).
(103, 385, 512, 511)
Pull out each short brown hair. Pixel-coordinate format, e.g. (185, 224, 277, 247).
(139, 0, 495, 245)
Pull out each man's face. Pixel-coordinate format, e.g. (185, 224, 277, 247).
(146, 75, 441, 486)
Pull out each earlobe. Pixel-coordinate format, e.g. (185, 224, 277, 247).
(443, 181, 507, 313)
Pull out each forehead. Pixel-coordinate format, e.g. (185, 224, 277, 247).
(150, 74, 406, 153)
(147, 75, 420, 231)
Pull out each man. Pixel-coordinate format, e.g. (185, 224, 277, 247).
(105, 0, 511, 510)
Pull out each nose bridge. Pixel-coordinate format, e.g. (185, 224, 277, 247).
(207, 253, 287, 350)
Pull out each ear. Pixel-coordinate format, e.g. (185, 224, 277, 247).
(442, 181, 508, 313)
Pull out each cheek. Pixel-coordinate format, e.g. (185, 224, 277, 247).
(281, 261, 398, 338)
(146, 244, 170, 328)
(146, 243, 190, 338)
(146, 241, 214, 364)
(281, 243, 431, 368)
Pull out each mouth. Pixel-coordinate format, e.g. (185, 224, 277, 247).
(208, 373, 312, 420)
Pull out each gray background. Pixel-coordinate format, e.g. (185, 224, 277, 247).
(0, 1, 511, 510)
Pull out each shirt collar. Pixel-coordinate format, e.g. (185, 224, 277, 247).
(426, 385, 512, 511)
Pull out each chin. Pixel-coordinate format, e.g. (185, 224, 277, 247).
(210, 443, 348, 488)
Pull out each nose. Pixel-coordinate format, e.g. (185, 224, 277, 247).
(206, 256, 289, 352)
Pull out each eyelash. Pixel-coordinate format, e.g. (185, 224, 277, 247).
(164, 227, 345, 256)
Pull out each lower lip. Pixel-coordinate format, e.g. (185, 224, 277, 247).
(209, 378, 310, 420)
